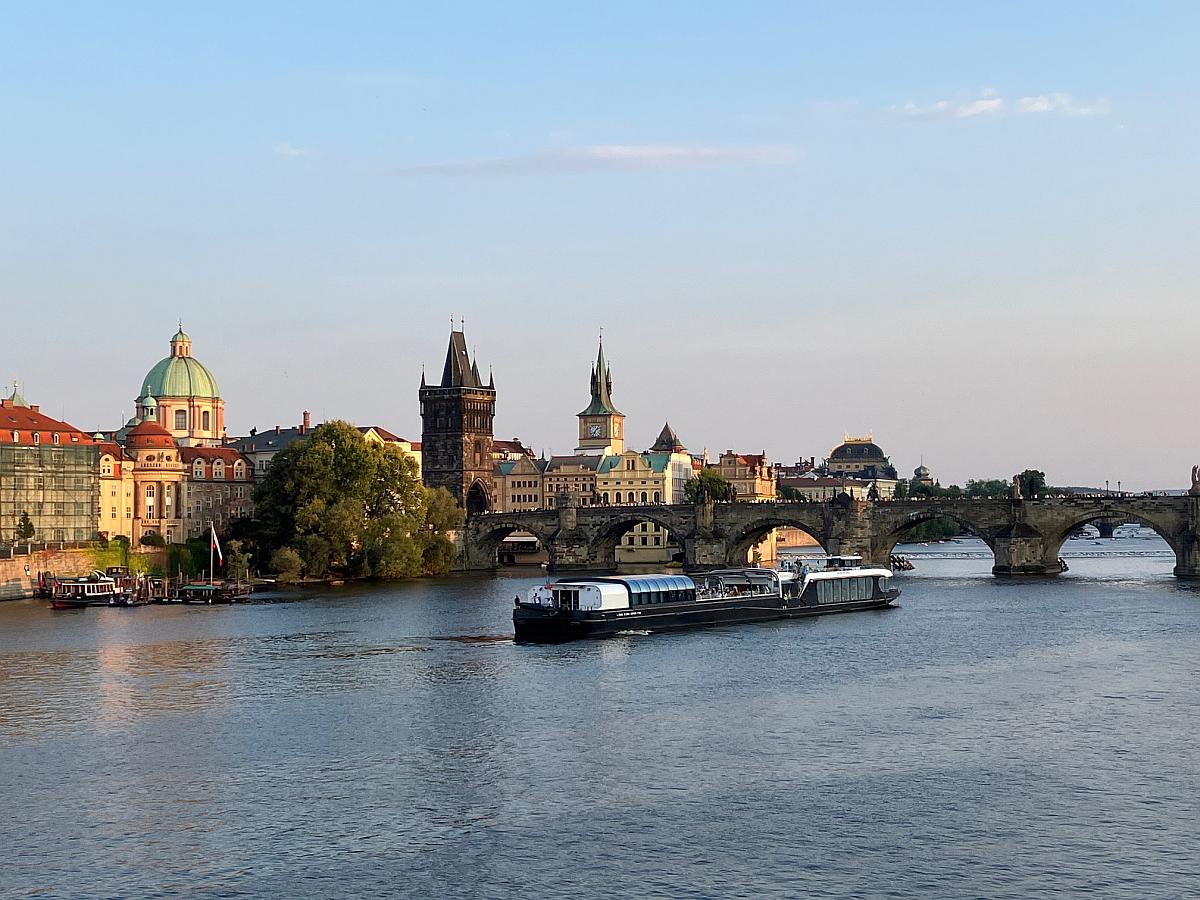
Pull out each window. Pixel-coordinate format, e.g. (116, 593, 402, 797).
(213, 461, 224, 479)
(641, 536, 648, 546)
(175, 410, 187, 430)
(641, 492, 648, 503)
(654, 491, 661, 503)
(52, 433, 59, 445)
(32, 432, 40, 444)
(654, 536, 661, 546)
(9, 431, 15, 442)
(202, 411, 210, 431)
(194, 460, 204, 478)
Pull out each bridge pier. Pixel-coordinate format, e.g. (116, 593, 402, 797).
(991, 533, 1063, 577)
(1173, 502, 1200, 577)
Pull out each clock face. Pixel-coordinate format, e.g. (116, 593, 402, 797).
(589, 424, 603, 438)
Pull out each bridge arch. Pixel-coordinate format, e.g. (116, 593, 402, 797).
(1040, 504, 1184, 565)
(587, 511, 690, 572)
(463, 516, 558, 569)
(725, 515, 830, 567)
(874, 507, 999, 563)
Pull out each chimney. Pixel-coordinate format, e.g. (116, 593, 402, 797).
(275, 425, 280, 434)
(302, 410, 311, 434)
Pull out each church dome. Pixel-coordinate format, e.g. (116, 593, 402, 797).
(914, 465, 931, 478)
(141, 328, 221, 400)
(829, 440, 885, 461)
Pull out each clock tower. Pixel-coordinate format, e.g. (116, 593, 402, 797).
(576, 336, 624, 455)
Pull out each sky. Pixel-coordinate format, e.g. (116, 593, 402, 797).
(2, 3, 1198, 490)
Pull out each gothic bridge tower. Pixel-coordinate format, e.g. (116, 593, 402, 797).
(419, 326, 496, 515)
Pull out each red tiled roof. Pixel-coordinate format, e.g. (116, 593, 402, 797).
(180, 447, 248, 463)
(125, 420, 177, 449)
(0, 400, 94, 445)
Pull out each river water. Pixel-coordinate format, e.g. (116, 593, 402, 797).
(2, 536, 1199, 898)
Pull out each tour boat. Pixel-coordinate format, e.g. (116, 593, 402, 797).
(48, 572, 132, 609)
(513, 557, 900, 643)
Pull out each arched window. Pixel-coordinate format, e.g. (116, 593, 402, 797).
(32, 432, 40, 444)
(641, 491, 648, 504)
(602, 492, 609, 503)
(201, 410, 210, 431)
(146, 484, 155, 497)
(654, 491, 661, 503)
(9, 431, 16, 442)
(627, 492, 635, 504)
(213, 460, 224, 479)
(175, 410, 187, 430)
(194, 460, 204, 478)
(52, 433, 60, 445)
(233, 461, 244, 480)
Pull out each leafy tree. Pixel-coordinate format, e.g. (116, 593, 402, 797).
(253, 421, 462, 579)
(1017, 469, 1047, 499)
(15, 510, 34, 542)
(684, 467, 733, 503)
(226, 539, 252, 582)
(270, 547, 304, 583)
(139, 531, 166, 548)
(964, 479, 1011, 499)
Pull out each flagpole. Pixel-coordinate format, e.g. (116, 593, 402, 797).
(209, 521, 214, 586)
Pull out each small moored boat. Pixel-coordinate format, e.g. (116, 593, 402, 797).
(48, 572, 132, 609)
(513, 556, 900, 643)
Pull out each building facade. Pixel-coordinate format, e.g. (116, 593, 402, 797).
(420, 327, 496, 514)
(716, 450, 777, 502)
(0, 389, 99, 543)
(180, 447, 253, 540)
(97, 442, 134, 541)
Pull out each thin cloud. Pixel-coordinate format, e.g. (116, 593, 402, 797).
(892, 91, 1109, 121)
(1016, 93, 1111, 117)
(273, 142, 315, 158)
(397, 144, 800, 176)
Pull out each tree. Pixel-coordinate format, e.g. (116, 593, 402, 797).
(1018, 469, 1047, 499)
(15, 511, 34, 542)
(684, 467, 733, 503)
(270, 547, 304, 584)
(963, 479, 1011, 499)
(139, 532, 166, 548)
(226, 539, 252, 582)
(252, 421, 462, 579)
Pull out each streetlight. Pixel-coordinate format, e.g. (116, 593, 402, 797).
(1117, 480, 1121, 496)
(1105, 479, 1110, 495)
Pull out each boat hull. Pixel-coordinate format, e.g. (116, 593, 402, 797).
(514, 589, 900, 643)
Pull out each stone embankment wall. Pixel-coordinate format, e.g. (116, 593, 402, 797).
(0, 549, 96, 600)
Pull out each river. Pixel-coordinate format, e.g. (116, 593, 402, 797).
(2, 536, 1199, 898)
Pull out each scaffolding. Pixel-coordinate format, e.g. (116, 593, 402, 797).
(0, 444, 99, 542)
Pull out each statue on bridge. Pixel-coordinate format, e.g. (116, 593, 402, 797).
(1190, 466, 1200, 497)
(1011, 474, 1022, 500)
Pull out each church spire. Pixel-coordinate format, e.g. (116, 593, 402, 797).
(578, 333, 623, 417)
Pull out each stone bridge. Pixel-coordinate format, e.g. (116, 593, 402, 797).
(461, 495, 1200, 578)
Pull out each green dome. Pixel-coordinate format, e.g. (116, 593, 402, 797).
(172, 328, 191, 343)
(143, 355, 221, 400)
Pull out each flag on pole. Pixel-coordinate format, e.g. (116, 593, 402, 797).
(211, 522, 224, 565)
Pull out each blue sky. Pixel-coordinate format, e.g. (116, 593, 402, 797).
(3, 3, 1198, 488)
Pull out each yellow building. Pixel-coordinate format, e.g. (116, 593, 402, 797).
(543, 455, 601, 508)
(494, 455, 546, 512)
(123, 421, 189, 545)
(96, 441, 134, 541)
(716, 450, 777, 502)
(359, 425, 423, 479)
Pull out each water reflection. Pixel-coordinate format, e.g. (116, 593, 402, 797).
(1, 557, 1199, 897)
